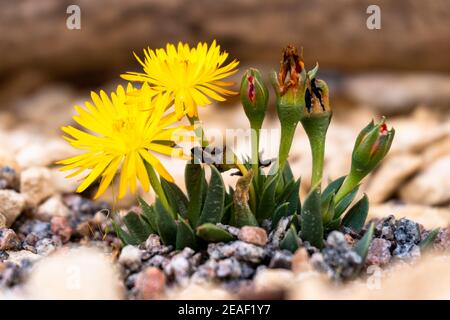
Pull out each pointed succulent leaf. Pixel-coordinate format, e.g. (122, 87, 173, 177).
(161, 178, 189, 218)
(257, 173, 279, 221)
(354, 222, 375, 262)
(185, 163, 205, 227)
(278, 178, 301, 216)
(123, 211, 152, 243)
(280, 225, 301, 253)
(196, 223, 235, 243)
(154, 198, 177, 246)
(113, 221, 140, 246)
(300, 187, 324, 249)
(334, 185, 359, 218)
(324, 218, 341, 232)
(233, 170, 258, 227)
(176, 219, 198, 250)
(272, 202, 289, 229)
(341, 194, 369, 233)
(282, 161, 294, 183)
(138, 197, 158, 232)
(198, 166, 226, 225)
(320, 192, 335, 225)
(322, 176, 345, 199)
(419, 228, 440, 250)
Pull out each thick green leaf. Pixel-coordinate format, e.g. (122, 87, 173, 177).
(138, 197, 157, 232)
(272, 203, 289, 229)
(323, 176, 359, 218)
(282, 162, 294, 183)
(112, 221, 140, 246)
(185, 163, 205, 227)
(154, 198, 177, 246)
(196, 223, 235, 243)
(277, 178, 301, 216)
(320, 191, 335, 225)
(280, 225, 300, 253)
(176, 219, 198, 250)
(354, 222, 375, 262)
(419, 228, 440, 249)
(300, 187, 324, 249)
(257, 173, 279, 221)
(123, 211, 152, 243)
(334, 186, 359, 218)
(322, 176, 345, 200)
(342, 194, 369, 232)
(198, 166, 226, 225)
(161, 179, 189, 218)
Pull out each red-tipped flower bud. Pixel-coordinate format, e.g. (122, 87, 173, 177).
(240, 68, 269, 130)
(351, 117, 395, 178)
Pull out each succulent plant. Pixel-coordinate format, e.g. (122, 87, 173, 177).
(114, 44, 395, 270)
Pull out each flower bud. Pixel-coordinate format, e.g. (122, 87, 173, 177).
(351, 117, 395, 178)
(271, 45, 308, 169)
(334, 118, 395, 204)
(271, 45, 308, 124)
(300, 64, 332, 188)
(240, 68, 269, 130)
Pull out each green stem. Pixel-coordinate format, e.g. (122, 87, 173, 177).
(251, 126, 261, 188)
(278, 122, 297, 172)
(145, 163, 174, 218)
(301, 113, 331, 191)
(334, 171, 362, 204)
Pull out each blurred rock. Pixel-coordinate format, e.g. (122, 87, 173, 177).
(366, 238, 392, 266)
(400, 155, 450, 205)
(36, 195, 70, 221)
(0, 229, 21, 251)
(119, 245, 143, 272)
(2, 0, 450, 93)
(291, 248, 312, 274)
(365, 154, 421, 203)
(370, 203, 450, 229)
(0, 213, 6, 228)
(24, 247, 124, 299)
(167, 283, 234, 300)
(238, 226, 268, 246)
(0, 166, 19, 190)
(50, 216, 72, 243)
(20, 167, 54, 206)
(0, 190, 26, 227)
(253, 269, 293, 292)
(49, 168, 78, 194)
(16, 139, 77, 169)
(6, 250, 41, 266)
(135, 267, 166, 300)
(344, 74, 450, 114)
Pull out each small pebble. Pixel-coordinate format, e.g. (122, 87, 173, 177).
(238, 226, 268, 246)
(268, 250, 292, 269)
(291, 248, 311, 273)
(0, 228, 21, 251)
(365, 238, 392, 266)
(135, 267, 166, 300)
(51, 216, 72, 243)
(0, 190, 26, 227)
(216, 257, 242, 279)
(436, 228, 450, 250)
(0, 166, 19, 190)
(119, 245, 143, 271)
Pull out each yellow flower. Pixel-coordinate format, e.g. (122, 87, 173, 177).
(121, 40, 239, 118)
(57, 84, 191, 199)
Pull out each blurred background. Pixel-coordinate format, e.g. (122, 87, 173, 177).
(1, 0, 449, 228)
